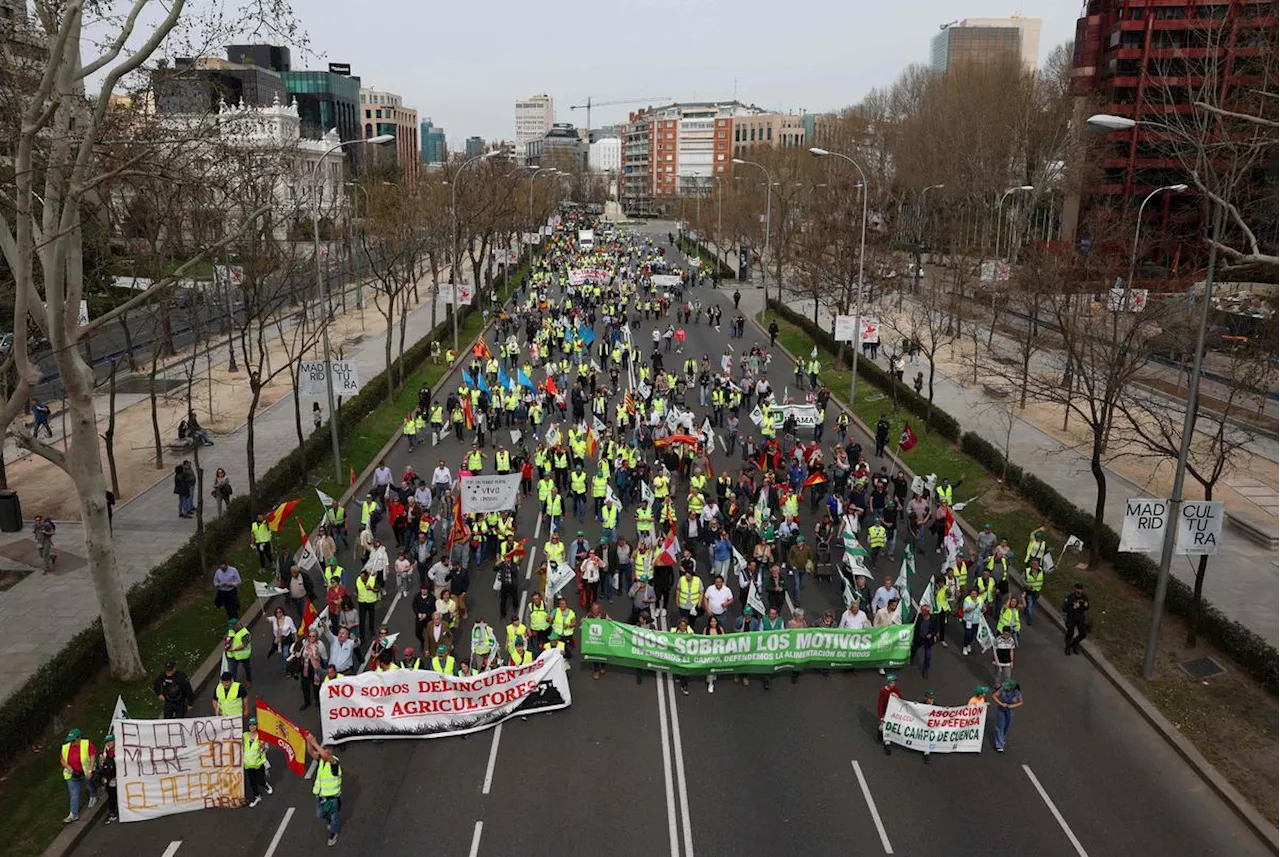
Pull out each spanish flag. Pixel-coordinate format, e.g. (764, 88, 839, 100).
(586, 426, 598, 459)
(462, 395, 476, 430)
(503, 537, 528, 563)
(801, 472, 828, 496)
(473, 338, 492, 360)
(446, 495, 470, 550)
(265, 499, 300, 532)
(254, 699, 311, 777)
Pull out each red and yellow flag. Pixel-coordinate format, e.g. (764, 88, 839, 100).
(265, 499, 300, 532)
(446, 495, 470, 550)
(462, 395, 476, 430)
(801, 471, 828, 496)
(254, 699, 310, 777)
(296, 519, 309, 546)
(349, 464, 357, 486)
(503, 537, 528, 563)
(473, 338, 492, 360)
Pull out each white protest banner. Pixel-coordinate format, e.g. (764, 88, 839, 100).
(1176, 500, 1224, 556)
(319, 650, 572, 743)
(116, 716, 244, 822)
(1119, 498, 1167, 553)
(1107, 287, 1149, 313)
(746, 581, 766, 617)
(254, 580, 288, 599)
(442, 283, 473, 306)
(459, 473, 521, 515)
(295, 540, 319, 572)
(300, 360, 361, 396)
(834, 315, 858, 342)
(882, 696, 986, 754)
(651, 274, 683, 288)
(860, 317, 880, 345)
(766, 403, 821, 428)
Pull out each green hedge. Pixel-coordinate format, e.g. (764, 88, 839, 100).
(0, 258, 535, 766)
(767, 299, 962, 441)
(677, 236, 736, 279)
(961, 431, 1278, 692)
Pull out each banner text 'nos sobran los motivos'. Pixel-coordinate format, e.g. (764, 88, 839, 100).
(580, 619, 912, 675)
(320, 650, 572, 744)
(881, 696, 987, 754)
(115, 716, 244, 823)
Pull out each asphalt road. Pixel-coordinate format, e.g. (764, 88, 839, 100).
(69, 224, 1271, 857)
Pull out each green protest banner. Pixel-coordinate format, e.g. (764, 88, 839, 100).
(580, 619, 913, 675)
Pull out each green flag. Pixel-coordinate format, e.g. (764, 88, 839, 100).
(975, 612, 995, 653)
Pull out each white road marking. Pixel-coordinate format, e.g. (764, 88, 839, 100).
(516, 590, 528, 621)
(161, 842, 182, 857)
(1023, 765, 1090, 857)
(664, 663, 695, 857)
(524, 546, 539, 581)
(534, 511, 544, 539)
(304, 758, 316, 779)
(262, 807, 295, 857)
(468, 820, 484, 857)
(481, 724, 503, 795)
(654, 643, 682, 857)
(851, 761, 894, 854)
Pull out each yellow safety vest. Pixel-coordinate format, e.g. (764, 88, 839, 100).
(216, 682, 244, 717)
(934, 585, 951, 613)
(547, 495, 563, 516)
(243, 734, 266, 769)
(529, 604, 550, 631)
(356, 575, 378, 604)
(61, 740, 91, 780)
(976, 577, 996, 601)
(545, 541, 565, 564)
(551, 607, 576, 636)
(510, 650, 533, 665)
(361, 500, 377, 525)
(954, 560, 969, 588)
(571, 472, 587, 494)
(432, 655, 456, 674)
(496, 451, 511, 471)
(867, 526, 887, 549)
(430, 404, 444, 424)
(313, 759, 342, 797)
(325, 564, 344, 586)
(602, 505, 618, 528)
(677, 576, 703, 610)
(229, 628, 252, 660)
(252, 522, 271, 544)
(998, 606, 1022, 634)
(1024, 569, 1044, 592)
(592, 475, 608, 497)
(468, 451, 483, 471)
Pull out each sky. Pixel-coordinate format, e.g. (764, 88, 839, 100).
(295, 0, 1081, 149)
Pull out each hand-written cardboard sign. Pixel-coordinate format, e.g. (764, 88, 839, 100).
(115, 716, 244, 822)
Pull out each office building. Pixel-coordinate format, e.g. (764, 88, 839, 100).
(464, 136, 485, 157)
(731, 113, 806, 155)
(225, 44, 291, 72)
(515, 94, 555, 141)
(620, 101, 766, 213)
(931, 17, 1041, 73)
(420, 118, 447, 164)
(360, 87, 418, 179)
(153, 55, 287, 115)
(589, 136, 621, 173)
(1065, 0, 1277, 269)
(524, 123, 586, 169)
(280, 64, 363, 169)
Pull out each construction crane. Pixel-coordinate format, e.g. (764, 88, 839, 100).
(569, 96, 669, 133)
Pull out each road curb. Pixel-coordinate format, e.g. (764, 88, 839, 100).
(37, 293, 501, 857)
(752, 307, 1280, 851)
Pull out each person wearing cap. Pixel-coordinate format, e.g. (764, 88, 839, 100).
(990, 679, 1024, 753)
(400, 647, 421, 670)
(732, 607, 762, 686)
(977, 522, 997, 568)
(98, 732, 119, 823)
(60, 727, 97, 823)
(876, 674, 902, 754)
(1062, 582, 1091, 656)
(551, 595, 578, 659)
(306, 733, 343, 846)
(214, 671, 246, 718)
(243, 717, 272, 807)
(866, 515, 887, 567)
(961, 586, 983, 656)
(968, 685, 990, 705)
(787, 534, 813, 604)
(153, 659, 195, 719)
(431, 641, 456, 676)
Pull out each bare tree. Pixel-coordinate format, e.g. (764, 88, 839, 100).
(884, 278, 959, 428)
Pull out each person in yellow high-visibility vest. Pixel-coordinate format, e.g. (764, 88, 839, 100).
(676, 565, 704, 626)
(252, 514, 273, 570)
(1022, 557, 1044, 626)
(225, 618, 253, 686)
(306, 733, 343, 846)
(402, 412, 417, 451)
(243, 717, 272, 807)
(355, 568, 380, 642)
(214, 671, 245, 718)
(552, 595, 577, 662)
(60, 728, 97, 823)
(996, 594, 1022, 641)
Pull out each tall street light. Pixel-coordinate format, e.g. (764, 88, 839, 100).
(731, 157, 773, 295)
(1124, 182, 1188, 308)
(995, 185, 1034, 261)
(910, 183, 944, 305)
(809, 146, 869, 407)
(1087, 112, 1219, 679)
(529, 166, 558, 231)
(450, 150, 499, 354)
(313, 133, 393, 483)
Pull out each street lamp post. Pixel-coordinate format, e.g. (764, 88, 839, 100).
(809, 147, 869, 407)
(529, 167, 557, 232)
(911, 183, 944, 302)
(1085, 112, 1216, 679)
(450, 151, 499, 354)
(1123, 183, 1188, 307)
(995, 185, 1034, 261)
(731, 157, 773, 296)
(312, 134, 392, 483)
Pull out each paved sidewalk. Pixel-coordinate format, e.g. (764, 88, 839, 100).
(737, 282, 1279, 645)
(0, 274, 470, 705)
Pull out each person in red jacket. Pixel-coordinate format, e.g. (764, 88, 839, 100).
(876, 674, 902, 755)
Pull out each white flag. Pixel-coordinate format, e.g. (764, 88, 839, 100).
(296, 539, 319, 572)
(592, 415, 607, 434)
(919, 577, 936, 614)
(110, 695, 130, 734)
(894, 553, 913, 611)
(315, 487, 337, 509)
(546, 561, 577, 600)
(975, 613, 996, 653)
(910, 475, 924, 497)
(254, 580, 289, 599)
(731, 546, 747, 576)
(545, 424, 562, 447)
(1064, 535, 1085, 552)
(809, 345, 818, 359)
(641, 481, 655, 507)
(749, 405, 764, 426)
(746, 581, 766, 617)
(924, 473, 938, 497)
(220, 651, 231, 676)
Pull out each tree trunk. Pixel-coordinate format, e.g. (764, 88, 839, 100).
(1088, 427, 1107, 568)
(104, 360, 120, 498)
(290, 361, 307, 479)
(925, 358, 936, 429)
(149, 349, 163, 468)
(190, 378, 206, 573)
(397, 294, 410, 389)
(160, 305, 176, 356)
(65, 349, 146, 679)
(246, 377, 262, 502)
(1187, 553, 1209, 647)
(119, 313, 139, 372)
(383, 299, 395, 402)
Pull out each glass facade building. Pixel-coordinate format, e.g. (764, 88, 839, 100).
(281, 70, 363, 166)
(931, 26, 1024, 73)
